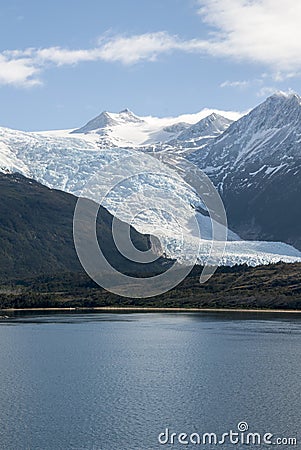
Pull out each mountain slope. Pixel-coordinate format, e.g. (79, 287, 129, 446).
(71, 109, 144, 134)
(0, 102, 301, 266)
(67, 107, 239, 148)
(0, 173, 165, 280)
(140, 113, 234, 156)
(176, 113, 233, 142)
(189, 92, 301, 249)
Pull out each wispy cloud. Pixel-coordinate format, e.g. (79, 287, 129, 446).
(256, 86, 279, 98)
(0, 32, 187, 87)
(1, 1, 301, 88)
(256, 86, 297, 98)
(220, 80, 250, 89)
(0, 32, 206, 87)
(96, 32, 184, 64)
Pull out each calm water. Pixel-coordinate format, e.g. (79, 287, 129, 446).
(0, 311, 300, 450)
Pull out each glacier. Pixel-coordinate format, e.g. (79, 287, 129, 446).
(0, 102, 301, 267)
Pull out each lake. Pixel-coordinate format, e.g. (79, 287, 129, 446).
(0, 311, 300, 449)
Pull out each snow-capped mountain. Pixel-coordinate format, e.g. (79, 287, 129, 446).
(163, 122, 191, 134)
(62, 107, 240, 148)
(176, 113, 233, 142)
(0, 99, 300, 266)
(71, 108, 144, 134)
(190, 92, 301, 185)
(164, 113, 234, 156)
(189, 92, 301, 250)
(136, 112, 234, 157)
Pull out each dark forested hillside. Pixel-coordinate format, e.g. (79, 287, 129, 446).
(0, 173, 166, 280)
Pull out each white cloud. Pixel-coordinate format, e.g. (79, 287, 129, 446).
(0, 54, 41, 87)
(96, 32, 183, 64)
(31, 33, 204, 66)
(196, 0, 301, 72)
(35, 47, 100, 65)
(271, 71, 300, 82)
(220, 80, 250, 89)
(256, 86, 278, 98)
(256, 86, 296, 97)
(1, 1, 301, 87)
(0, 33, 185, 86)
(0, 32, 207, 87)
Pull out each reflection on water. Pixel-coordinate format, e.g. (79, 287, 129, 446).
(0, 311, 300, 450)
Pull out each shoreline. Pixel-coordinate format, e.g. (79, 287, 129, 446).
(1, 306, 301, 314)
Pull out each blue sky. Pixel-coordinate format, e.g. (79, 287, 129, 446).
(0, 0, 300, 130)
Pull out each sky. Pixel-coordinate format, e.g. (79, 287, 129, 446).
(1, 0, 301, 130)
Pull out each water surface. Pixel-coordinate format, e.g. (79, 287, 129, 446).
(0, 311, 300, 449)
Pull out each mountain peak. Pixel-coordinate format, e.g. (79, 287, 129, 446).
(71, 111, 117, 134)
(71, 108, 144, 134)
(176, 112, 233, 142)
(206, 112, 219, 120)
(227, 90, 301, 135)
(119, 108, 131, 114)
(202, 112, 228, 123)
(116, 108, 144, 123)
(269, 90, 300, 100)
(265, 91, 301, 108)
